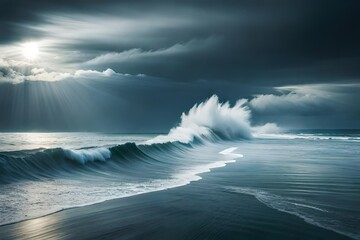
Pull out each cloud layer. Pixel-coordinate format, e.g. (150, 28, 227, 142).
(0, 58, 126, 83)
(0, 0, 359, 84)
(0, 0, 359, 131)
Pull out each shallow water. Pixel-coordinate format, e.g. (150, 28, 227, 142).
(220, 138, 360, 239)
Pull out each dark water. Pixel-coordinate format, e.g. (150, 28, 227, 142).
(219, 138, 360, 239)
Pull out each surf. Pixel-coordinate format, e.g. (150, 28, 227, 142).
(0, 95, 276, 184)
(0, 95, 277, 226)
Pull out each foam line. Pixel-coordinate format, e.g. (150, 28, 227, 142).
(225, 186, 359, 240)
(219, 147, 244, 158)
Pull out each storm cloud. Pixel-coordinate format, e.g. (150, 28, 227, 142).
(0, 0, 359, 131)
(1, 0, 360, 83)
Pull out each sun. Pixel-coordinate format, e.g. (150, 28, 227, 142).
(22, 42, 40, 60)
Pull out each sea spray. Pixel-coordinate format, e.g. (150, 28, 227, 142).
(148, 95, 279, 144)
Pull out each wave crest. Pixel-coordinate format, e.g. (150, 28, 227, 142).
(0, 142, 185, 184)
(64, 148, 111, 164)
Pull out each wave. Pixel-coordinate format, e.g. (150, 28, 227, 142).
(0, 95, 275, 184)
(0, 142, 179, 184)
(0, 146, 242, 226)
(0, 136, 227, 184)
(225, 186, 359, 240)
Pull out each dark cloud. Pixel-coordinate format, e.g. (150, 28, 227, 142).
(0, 0, 359, 131)
(1, 0, 360, 84)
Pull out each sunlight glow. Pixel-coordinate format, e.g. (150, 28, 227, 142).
(22, 42, 40, 60)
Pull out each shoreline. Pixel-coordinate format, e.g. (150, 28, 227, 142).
(0, 147, 240, 227)
(0, 168, 353, 240)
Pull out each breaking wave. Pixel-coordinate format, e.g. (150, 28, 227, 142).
(148, 95, 278, 144)
(0, 142, 177, 183)
(0, 95, 276, 184)
(63, 148, 111, 164)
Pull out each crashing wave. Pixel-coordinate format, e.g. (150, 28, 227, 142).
(0, 95, 278, 184)
(148, 95, 279, 144)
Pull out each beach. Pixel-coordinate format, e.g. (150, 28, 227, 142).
(1, 133, 359, 240)
(0, 163, 353, 240)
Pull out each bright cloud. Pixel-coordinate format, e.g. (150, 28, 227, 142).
(0, 58, 123, 83)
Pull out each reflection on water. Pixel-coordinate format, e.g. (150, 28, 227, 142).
(0, 132, 153, 152)
(18, 215, 63, 239)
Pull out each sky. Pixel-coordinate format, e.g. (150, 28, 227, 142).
(0, 0, 359, 132)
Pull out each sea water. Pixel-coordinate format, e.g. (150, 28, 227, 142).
(0, 130, 359, 239)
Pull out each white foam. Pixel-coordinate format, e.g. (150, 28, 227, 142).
(291, 202, 328, 212)
(147, 95, 281, 144)
(147, 95, 253, 144)
(219, 147, 244, 158)
(252, 123, 281, 134)
(171, 147, 242, 185)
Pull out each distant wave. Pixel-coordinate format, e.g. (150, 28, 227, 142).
(253, 133, 360, 141)
(225, 186, 359, 240)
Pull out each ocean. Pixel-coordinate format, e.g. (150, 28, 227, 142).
(0, 130, 359, 239)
